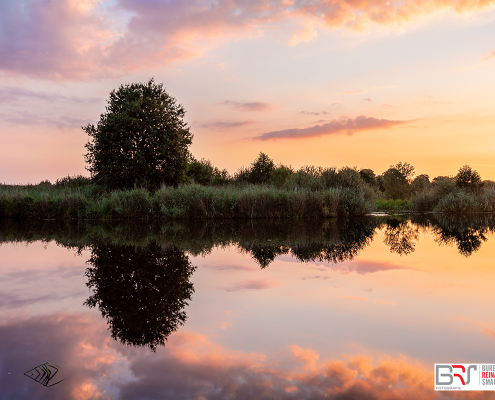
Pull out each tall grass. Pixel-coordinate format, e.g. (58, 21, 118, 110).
(0, 183, 373, 220)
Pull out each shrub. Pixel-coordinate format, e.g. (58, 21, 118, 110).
(55, 175, 92, 188)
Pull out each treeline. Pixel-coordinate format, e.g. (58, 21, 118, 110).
(185, 154, 495, 214)
(2, 153, 494, 219)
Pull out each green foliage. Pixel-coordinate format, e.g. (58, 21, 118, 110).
(285, 165, 325, 191)
(382, 168, 410, 200)
(375, 199, 410, 211)
(84, 78, 192, 190)
(186, 158, 229, 186)
(410, 174, 430, 195)
(268, 164, 294, 187)
(359, 169, 375, 186)
(335, 167, 363, 189)
(55, 175, 92, 188)
(455, 165, 483, 192)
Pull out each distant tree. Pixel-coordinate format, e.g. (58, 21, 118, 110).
(268, 164, 294, 187)
(382, 168, 410, 199)
(359, 169, 376, 186)
(411, 174, 430, 194)
(249, 152, 275, 184)
(186, 158, 229, 185)
(84, 78, 192, 190)
(455, 165, 483, 192)
(392, 162, 415, 183)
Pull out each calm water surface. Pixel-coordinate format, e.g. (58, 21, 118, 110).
(0, 215, 494, 399)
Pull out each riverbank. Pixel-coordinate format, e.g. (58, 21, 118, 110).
(0, 183, 373, 220)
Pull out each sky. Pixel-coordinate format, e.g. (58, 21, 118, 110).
(1, 0, 495, 184)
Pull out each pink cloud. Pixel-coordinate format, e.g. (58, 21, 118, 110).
(221, 100, 276, 112)
(4, 0, 494, 80)
(221, 279, 279, 292)
(332, 260, 410, 275)
(200, 120, 256, 129)
(255, 115, 410, 140)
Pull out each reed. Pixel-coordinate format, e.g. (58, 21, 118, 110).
(0, 183, 373, 220)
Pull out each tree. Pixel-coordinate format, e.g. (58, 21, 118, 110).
(359, 169, 375, 186)
(382, 168, 410, 199)
(455, 165, 483, 192)
(392, 162, 415, 183)
(84, 78, 193, 190)
(411, 174, 430, 194)
(249, 152, 275, 184)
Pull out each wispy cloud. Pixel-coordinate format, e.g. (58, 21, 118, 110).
(254, 115, 410, 140)
(221, 279, 278, 292)
(0, 111, 94, 129)
(483, 49, 495, 61)
(221, 100, 275, 112)
(0, 86, 100, 104)
(201, 120, 255, 129)
(332, 260, 410, 275)
(300, 111, 329, 116)
(345, 89, 366, 95)
(362, 98, 372, 102)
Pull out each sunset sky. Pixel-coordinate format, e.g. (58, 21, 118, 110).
(1, 0, 495, 184)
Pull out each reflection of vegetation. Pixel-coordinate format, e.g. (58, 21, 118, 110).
(2, 214, 495, 265)
(84, 242, 195, 351)
(430, 214, 494, 257)
(382, 217, 419, 256)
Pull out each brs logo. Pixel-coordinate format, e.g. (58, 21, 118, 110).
(436, 365, 477, 386)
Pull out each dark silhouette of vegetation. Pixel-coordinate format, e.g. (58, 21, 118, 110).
(359, 169, 376, 186)
(382, 217, 419, 255)
(84, 241, 195, 351)
(455, 165, 483, 193)
(2, 216, 494, 263)
(84, 78, 192, 190)
(186, 157, 229, 186)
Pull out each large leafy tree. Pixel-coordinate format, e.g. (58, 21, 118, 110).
(84, 78, 193, 190)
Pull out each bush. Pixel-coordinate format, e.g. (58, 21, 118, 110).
(434, 190, 478, 214)
(268, 165, 294, 187)
(186, 158, 229, 186)
(55, 175, 92, 188)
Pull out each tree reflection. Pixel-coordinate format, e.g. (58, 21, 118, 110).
(237, 218, 377, 267)
(84, 242, 195, 351)
(432, 215, 492, 257)
(382, 218, 419, 256)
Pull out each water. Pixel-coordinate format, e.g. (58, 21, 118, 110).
(1, 215, 494, 399)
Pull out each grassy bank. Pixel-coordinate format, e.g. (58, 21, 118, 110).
(0, 183, 373, 220)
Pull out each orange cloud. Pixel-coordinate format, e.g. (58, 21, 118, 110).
(255, 115, 410, 140)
